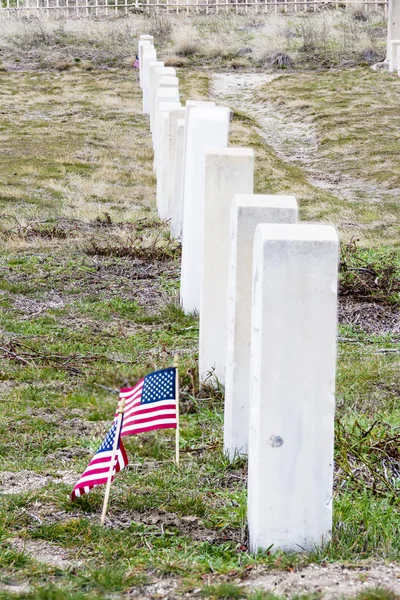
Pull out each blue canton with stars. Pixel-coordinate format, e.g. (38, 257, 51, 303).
(96, 422, 121, 453)
(141, 368, 176, 404)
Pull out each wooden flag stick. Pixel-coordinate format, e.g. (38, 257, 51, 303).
(174, 354, 180, 467)
(100, 397, 125, 526)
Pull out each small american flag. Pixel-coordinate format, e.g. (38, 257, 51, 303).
(133, 55, 139, 69)
(71, 421, 128, 501)
(119, 367, 177, 436)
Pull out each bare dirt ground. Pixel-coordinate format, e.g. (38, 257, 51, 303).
(0, 470, 78, 495)
(211, 73, 397, 206)
(10, 538, 83, 570)
(143, 562, 400, 599)
(245, 562, 400, 599)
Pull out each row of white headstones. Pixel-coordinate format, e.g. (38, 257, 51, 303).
(139, 34, 339, 554)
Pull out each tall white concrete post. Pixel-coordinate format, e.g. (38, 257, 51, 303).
(389, 39, 400, 70)
(153, 77, 179, 168)
(178, 101, 216, 241)
(151, 67, 177, 138)
(142, 46, 157, 115)
(248, 223, 339, 553)
(138, 37, 153, 89)
(199, 149, 254, 386)
(153, 88, 180, 172)
(148, 61, 164, 127)
(180, 107, 230, 314)
(224, 195, 298, 460)
(156, 104, 182, 220)
(170, 119, 186, 240)
(167, 108, 186, 220)
(387, 0, 400, 61)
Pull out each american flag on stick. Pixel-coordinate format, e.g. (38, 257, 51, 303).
(71, 419, 128, 501)
(119, 367, 178, 436)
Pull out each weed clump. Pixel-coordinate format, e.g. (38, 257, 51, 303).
(339, 241, 400, 306)
(171, 23, 200, 56)
(264, 50, 293, 70)
(84, 232, 181, 261)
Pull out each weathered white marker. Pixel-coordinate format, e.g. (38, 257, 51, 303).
(156, 104, 182, 220)
(178, 101, 216, 241)
(148, 60, 164, 127)
(199, 148, 254, 386)
(224, 195, 298, 460)
(153, 88, 180, 172)
(248, 223, 338, 553)
(138, 37, 153, 89)
(167, 108, 186, 220)
(142, 46, 157, 114)
(389, 39, 400, 71)
(180, 107, 230, 314)
(170, 119, 186, 240)
(151, 67, 177, 138)
(153, 77, 179, 168)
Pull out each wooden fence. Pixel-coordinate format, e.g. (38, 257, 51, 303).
(0, 0, 388, 17)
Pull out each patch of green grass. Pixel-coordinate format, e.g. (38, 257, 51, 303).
(201, 582, 247, 598)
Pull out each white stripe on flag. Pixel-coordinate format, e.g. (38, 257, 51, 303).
(120, 383, 144, 399)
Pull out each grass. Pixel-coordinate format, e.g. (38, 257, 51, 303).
(256, 68, 400, 246)
(0, 15, 399, 600)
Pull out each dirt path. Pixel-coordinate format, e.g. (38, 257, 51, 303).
(128, 560, 400, 598)
(211, 73, 392, 205)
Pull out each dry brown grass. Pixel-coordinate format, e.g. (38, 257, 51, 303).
(0, 10, 387, 71)
(171, 22, 200, 56)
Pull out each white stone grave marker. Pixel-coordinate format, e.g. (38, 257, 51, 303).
(138, 38, 152, 89)
(156, 103, 182, 220)
(142, 46, 157, 114)
(389, 39, 400, 71)
(248, 223, 338, 553)
(199, 148, 254, 387)
(151, 67, 177, 137)
(170, 119, 186, 240)
(180, 107, 230, 314)
(178, 101, 216, 240)
(153, 88, 180, 171)
(224, 195, 298, 460)
(148, 60, 164, 126)
(167, 108, 186, 220)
